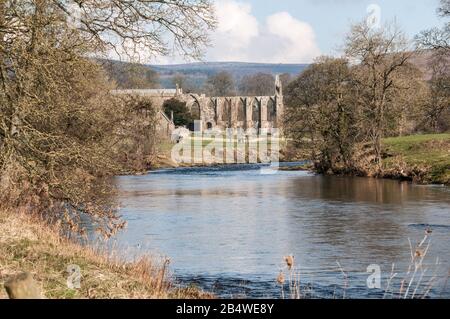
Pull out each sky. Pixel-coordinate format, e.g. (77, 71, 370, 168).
(156, 0, 445, 64)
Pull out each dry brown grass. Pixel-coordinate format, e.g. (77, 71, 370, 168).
(0, 209, 213, 299)
(276, 230, 441, 299)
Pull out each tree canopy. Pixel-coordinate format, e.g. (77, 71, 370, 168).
(0, 0, 216, 235)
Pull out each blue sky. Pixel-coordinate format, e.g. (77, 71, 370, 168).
(248, 0, 443, 56)
(155, 0, 445, 64)
(207, 0, 445, 64)
(251, 0, 442, 53)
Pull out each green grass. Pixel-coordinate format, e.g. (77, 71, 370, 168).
(157, 133, 450, 184)
(383, 133, 450, 184)
(155, 135, 285, 168)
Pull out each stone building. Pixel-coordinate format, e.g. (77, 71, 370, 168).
(113, 75, 284, 137)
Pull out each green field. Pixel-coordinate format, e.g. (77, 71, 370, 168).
(383, 133, 450, 184)
(155, 133, 450, 185)
(154, 134, 285, 169)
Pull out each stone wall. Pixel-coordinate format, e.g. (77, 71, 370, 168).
(113, 75, 284, 135)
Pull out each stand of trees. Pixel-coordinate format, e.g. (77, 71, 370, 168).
(202, 71, 292, 97)
(239, 73, 275, 96)
(416, 0, 450, 132)
(103, 61, 160, 90)
(285, 2, 449, 175)
(163, 98, 196, 127)
(0, 0, 216, 236)
(204, 71, 236, 96)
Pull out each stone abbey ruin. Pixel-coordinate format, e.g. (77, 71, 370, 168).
(114, 75, 284, 137)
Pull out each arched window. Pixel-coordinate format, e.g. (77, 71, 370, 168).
(252, 99, 261, 129)
(222, 99, 232, 127)
(188, 100, 201, 131)
(209, 100, 218, 122)
(237, 99, 246, 122)
(191, 101, 201, 120)
(267, 98, 276, 123)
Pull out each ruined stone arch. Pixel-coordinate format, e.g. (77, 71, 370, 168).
(237, 98, 246, 123)
(189, 95, 202, 120)
(112, 75, 283, 136)
(222, 98, 232, 127)
(187, 95, 201, 131)
(252, 98, 262, 129)
(209, 98, 218, 123)
(267, 98, 276, 124)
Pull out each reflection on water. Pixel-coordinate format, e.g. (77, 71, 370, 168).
(113, 164, 450, 298)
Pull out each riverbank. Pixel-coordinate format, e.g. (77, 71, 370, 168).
(382, 133, 450, 185)
(151, 133, 449, 185)
(150, 137, 300, 171)
(0, 209, 212, 299)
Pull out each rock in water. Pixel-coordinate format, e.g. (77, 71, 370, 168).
(4, 272, 43, 299)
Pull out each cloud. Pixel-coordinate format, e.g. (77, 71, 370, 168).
(266, 12, 321, 63)
(207, 0, 321, 63)
(207, 0, 259, 62)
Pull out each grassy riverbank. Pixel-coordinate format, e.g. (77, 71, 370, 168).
(151, 135, 287, 170)
(154, 133, 450, 185)
(0, 209, 212, 299)
(382, 133, 450, 185)
(151, 133, 450, 185)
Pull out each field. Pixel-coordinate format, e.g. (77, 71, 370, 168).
(153, 134, 285, 169)
(383, 133, 450, 185)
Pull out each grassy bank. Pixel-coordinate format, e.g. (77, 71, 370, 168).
(151, 133, 449, 186)
(0, 209, 212, 299)
(382, 133, 450, 185)
(151, 135, 288, 170)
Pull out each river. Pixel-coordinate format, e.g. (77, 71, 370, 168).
(113, 163, 450, 298)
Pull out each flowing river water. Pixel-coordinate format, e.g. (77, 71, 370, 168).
(112, 163, 450, 298)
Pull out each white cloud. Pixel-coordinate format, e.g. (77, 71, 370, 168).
(266, 12, 321, 63)
(128, 0, 321, 64)
(207, 0, 321, 63)
(207, 0, 259, 61)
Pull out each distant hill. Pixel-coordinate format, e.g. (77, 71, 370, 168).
(101, 52, 444, 90)
(150, 62, 308, 76)
(150, 62, 308, 88)
(99, 59, 308, 89)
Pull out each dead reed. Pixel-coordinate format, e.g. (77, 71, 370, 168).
(276, 229, 442, 299)
(0, 208, 212, 299)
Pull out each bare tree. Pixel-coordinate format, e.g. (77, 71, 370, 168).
(51, 0, 217, 60)
(239, 73, 275, 96)
(416, 0, 450, 52)
(0, 0, 216, 235)
(416, 0, 450, 133)
(204, 71, 235, 96)
(114, 95, 159, 173)
(171, 73, 199, 93)
(420, 55, 450, 132)
(285, 23, 426, 175)
(345, 22, 414, 169)
(284, 57, 359, 173)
